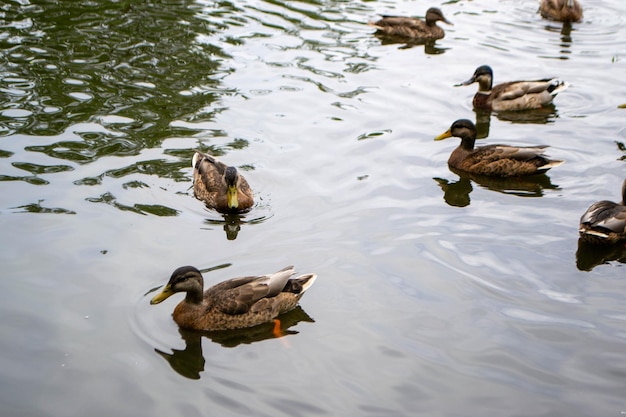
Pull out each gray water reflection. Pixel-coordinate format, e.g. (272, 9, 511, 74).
(2, 0, 626, 416)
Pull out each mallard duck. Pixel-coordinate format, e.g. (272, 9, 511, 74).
(369, 7, 452, 41)
(540, 0, 583, 22)
(150, 265, 317, 331)
(456, 65, 569, 111)
(579, 179, 626, 244)
(434, 119, 564, 177)
(192, 151, 254, 213)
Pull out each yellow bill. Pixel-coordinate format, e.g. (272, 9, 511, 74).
(227, 185, 239, 209)
(434, 129, 453, 141)
(150, 284, 174, 305)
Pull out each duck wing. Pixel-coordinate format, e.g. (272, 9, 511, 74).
(193, 151, 227, 177)
(459, 144, 563, 176)
(494, 79, 559, 101)
(209, 266, 295, 315)
(580, 201, 626, 234)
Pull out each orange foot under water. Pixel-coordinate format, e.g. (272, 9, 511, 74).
(272, 319, 284, 338)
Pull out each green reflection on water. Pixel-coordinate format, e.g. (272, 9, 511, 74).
(0, 0, 231, 146)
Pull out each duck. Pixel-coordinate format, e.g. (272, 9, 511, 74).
(434, 119, 564, 177)
(540, 0, 583, 22)
(150, 265, 317, 331)
(369, 7, 452, 41)
(456, 65, 569, 111)
(192, 151, 254, 213)
(579, 179, 626, 244)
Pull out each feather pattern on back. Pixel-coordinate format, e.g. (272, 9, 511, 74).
(369, 7, 451, 41)
(579, 180, 626, 244)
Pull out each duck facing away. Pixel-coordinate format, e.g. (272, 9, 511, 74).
(192, 151, 254, 213)
(579, 180, 626, 244)
(540, 0, 583, 22)
(151, 266, 317, 331)
(369, 7, 452, 41)
(434, 119, 564, 177)
(457, 65, 569, 111)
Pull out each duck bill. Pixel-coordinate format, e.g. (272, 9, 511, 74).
(443, 18, 453, 26)
(150, 284, 174, 305)
(455, 76, 475, 87)
(227, 185, 239, 209)
(434, 129, 453, 141)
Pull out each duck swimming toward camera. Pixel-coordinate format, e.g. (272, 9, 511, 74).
(192, 151, 254, 213)
(540, 0, 583, 22)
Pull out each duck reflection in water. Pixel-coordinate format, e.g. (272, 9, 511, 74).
(473, 106, 559, 141)
(434, 168, 560, 207)
(154, 307, 315, 379)
(575, 239, 626, 271)
(203, 212, 271, 240)
(204, 213, 244, 240)
(541, 19, 577, 60)
(374, 36, 449, 54)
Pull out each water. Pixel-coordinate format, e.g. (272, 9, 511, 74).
(1, 0, 626, 415)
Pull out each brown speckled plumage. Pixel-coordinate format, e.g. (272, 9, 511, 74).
(579, 180, 626, 244)
(369, 7, 452, 41)
(150, 266, 317, 331)
(192, 151, 254, 213)
(540, 0, 583, 22)
(434, 119, 564, 177)
(458, 65, 568, 111)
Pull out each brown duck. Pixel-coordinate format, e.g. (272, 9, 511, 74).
(434, 119, 564, 177)
(369, 7, 452, 41)
(192, 151, 254, 213)
(457, 65, 569, 111)
(540, 0, 583, 22)
(579, 179, 626, 244)
(150, 265, 317, 331)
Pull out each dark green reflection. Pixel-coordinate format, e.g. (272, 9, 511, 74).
(12, 200, 76, 214)
(86, 192, 180, 216)
(0, 0, 231, 140)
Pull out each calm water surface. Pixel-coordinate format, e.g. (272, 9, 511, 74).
(1, 0, 626, 416)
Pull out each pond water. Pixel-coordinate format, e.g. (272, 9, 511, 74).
(1, 0, 626, 415)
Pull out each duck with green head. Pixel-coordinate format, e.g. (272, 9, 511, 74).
(192, 151, 254, 213)
(457, 65, 569, 111)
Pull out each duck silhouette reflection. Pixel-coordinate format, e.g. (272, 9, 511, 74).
(155, 306, 315, 379)
(575, 239, 626, 271)
(434, 167, 560, 207)
(373, 35, 448, 54)
(473, 106, 558, 142)
(203, 212, 270, 240)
